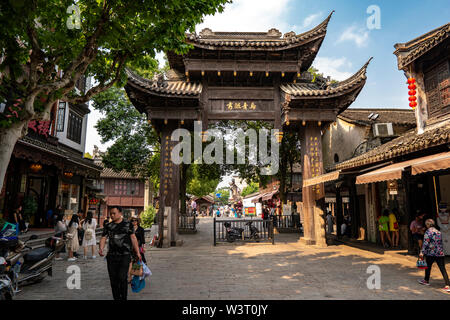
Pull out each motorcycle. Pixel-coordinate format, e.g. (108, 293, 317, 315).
(245, 221, 260, 242)
(0, 230, 65, 299)
(0, 256, 14, 300)
(223, 221, 260, 242)
(223, 222, 244, 242)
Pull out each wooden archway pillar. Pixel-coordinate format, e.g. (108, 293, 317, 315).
(299, 121, 327, 246)
(158, 120, 181, 247)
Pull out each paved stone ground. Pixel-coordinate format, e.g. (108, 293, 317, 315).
(15, 218, 450, 300)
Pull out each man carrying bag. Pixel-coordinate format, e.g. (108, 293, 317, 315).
(99, 206, 141, 300)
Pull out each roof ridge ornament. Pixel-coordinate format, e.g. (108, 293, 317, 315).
(283, 31, 296, 39)
(199, 28, 214, 38)
(267, 28, 282, 38)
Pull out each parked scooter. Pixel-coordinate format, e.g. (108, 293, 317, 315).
(0, 232, 65, 299)
(223, 221, 260, 242)
(223, 222, 244, 242)
(0, 256, 14, 300)
(245, 221, 260, 242)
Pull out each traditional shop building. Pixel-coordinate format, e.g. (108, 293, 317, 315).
(304, 22, 450, 253)
(0, 79, 102, 226)
(191, 195, 215, 216)
(91, 157, 146, 225)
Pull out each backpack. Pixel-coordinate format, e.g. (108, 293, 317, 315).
(84, 222, 94, 241)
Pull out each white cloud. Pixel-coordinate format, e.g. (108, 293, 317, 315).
(291, 12, 323, 34)
(312, 57, 353, 81)
(196, 0, 294, 33)
(336, 25, 369, 48)
(302, 12, 323, 29)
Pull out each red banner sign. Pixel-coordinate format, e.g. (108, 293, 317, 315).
(28, 120, 50, 137)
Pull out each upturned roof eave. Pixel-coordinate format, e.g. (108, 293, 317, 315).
(281, 57, 372, 99)
(125, 68, 202, 100)
(393, 22, 450, 70)
(184, 11, 334, 51)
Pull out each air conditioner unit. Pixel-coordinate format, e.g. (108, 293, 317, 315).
(373, 123, 394, 137)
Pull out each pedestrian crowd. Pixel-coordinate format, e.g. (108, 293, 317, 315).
(47, 205, 150, 300)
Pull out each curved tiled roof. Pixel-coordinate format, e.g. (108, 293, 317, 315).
(339, 108, 415, 126)
(100, 167, 142, 179)
(126, 69, 202, 97)
(186, 11, 334, 50)
(280, 58, 371, 97)
(332, 119, 450, 171)
(17, 136, 102, 173)
(394, 22, 450, 70)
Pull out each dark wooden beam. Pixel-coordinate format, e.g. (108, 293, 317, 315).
(185, 59, 300, 73)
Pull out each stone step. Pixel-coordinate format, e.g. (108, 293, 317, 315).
(24, 228, 152, 249)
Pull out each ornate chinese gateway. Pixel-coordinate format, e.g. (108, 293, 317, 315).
(125, 11, 371, 247)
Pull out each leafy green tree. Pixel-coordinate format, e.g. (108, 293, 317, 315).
(140, 205, 156, 229)
(92, 86, 159, 177)
(214, 188, 230, 205)
(241, 181, 259, 198)
(0, 0, 229, 190)
(186, 164, 219, 197)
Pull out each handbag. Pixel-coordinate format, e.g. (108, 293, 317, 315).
(416, 256, 428, 269)
(130, 261, 143, 277)
(393, 222, 399, 229)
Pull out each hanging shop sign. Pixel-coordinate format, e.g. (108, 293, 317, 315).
(388, 180, 398, 195)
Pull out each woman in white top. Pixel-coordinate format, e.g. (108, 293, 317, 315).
(66, 214, 80, 262)
(54, 214, 67, 261)
(81, 211, 97, 259)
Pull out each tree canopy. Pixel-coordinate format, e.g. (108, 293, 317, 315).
(0, 0, 229, 189)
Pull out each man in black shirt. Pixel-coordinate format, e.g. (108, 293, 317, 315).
(99, 206, 141, 300)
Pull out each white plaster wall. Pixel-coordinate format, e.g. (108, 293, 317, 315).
(322, 118, 367, 169)
(55, 105, 88, 154)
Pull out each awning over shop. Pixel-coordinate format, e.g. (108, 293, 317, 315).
(411, 151, 450, 175)
(302, 170, 341, 187)
(262, 190, 278, 201)
(356, 151, 450, 184)
(250, 194, 262, 203)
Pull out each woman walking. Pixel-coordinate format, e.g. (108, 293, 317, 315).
(418, 219, 450, 293)
(131, 217, 146, 264)
(378, 209, 392, 248)
(389, 208, 400, 247)
(54, 213, 67, 261)
(66, 214, 80, 262)
(82, 211, 97, 259)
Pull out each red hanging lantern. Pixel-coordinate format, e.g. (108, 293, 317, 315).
(407, 77, 417, 109)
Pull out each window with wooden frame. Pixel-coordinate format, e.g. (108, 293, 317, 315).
(57, 102, 66, 132)
(424, 59, 450, 118)
(67, 110, 83, 143)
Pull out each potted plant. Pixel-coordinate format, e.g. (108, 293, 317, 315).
(22, 195, 38, 227)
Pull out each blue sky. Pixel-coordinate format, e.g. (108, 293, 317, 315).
(86, 0, 450, 160)
(195, 0, 450, 109)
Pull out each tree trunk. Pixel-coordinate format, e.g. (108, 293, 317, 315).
(0, 122, 26, 191)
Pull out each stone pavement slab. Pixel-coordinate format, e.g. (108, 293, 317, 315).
(15, 218, 450, 300)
